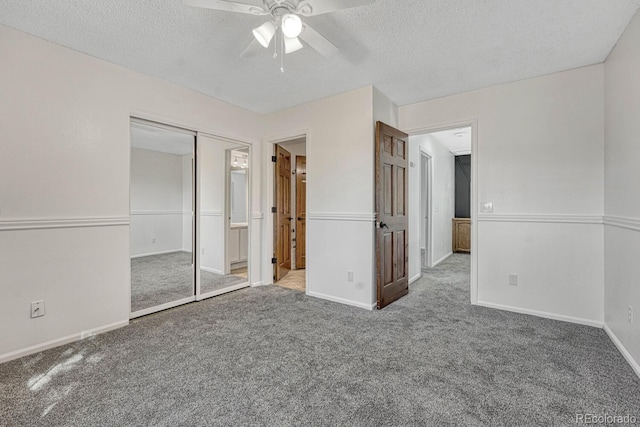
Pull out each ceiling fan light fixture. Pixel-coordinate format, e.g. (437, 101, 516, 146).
(252, 21, 276, 48)
(284, 36, 303, 54)
(281, 13, 302, 38)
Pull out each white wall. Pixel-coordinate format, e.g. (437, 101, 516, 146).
(230, 170, 248, 224)
(130, 147, 187, 257)
(408, 134, 455, 282)
(263, 86, 376, 309)
(0, 24, 262, 361)
(604, 9, 640, 374)
(373, 86, 399, 128)
(400, 64, 605, 325)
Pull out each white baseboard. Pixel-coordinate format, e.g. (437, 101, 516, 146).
(604, 324, 640, 379)
(475, 300, 604, 328)
(231, 261, 248, 269)
(409, 273, 422, 285)
(306, 290, 376, 311)
(0, 320, 129, 364)
(251, 281, 264, 287)
(432, 251, 453, 267)
(200, 266, 224, 275)
(131, 249, 188, 259)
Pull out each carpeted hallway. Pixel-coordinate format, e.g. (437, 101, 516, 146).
(2, 254, 639, 425)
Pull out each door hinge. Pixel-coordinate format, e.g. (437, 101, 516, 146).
(271, 155, 277, 162)
(271, 257, 277, 264)
(271, 206, 277, 213)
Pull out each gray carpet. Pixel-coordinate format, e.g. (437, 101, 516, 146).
(2, 254, 640, 426)
(131, 252, 247, 312)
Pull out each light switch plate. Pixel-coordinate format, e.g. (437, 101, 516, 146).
(481, 202, 493, 213)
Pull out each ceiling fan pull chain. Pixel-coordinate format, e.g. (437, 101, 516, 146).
(280, 30, 285, 73)
(273, 22, 278, 59)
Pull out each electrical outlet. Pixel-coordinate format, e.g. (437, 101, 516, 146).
(347, 271, 354, 282)
(508, 274, 518, 286)
(31, 300, 45, 318)
(152, 237, 156, 244)
(629, 306, 634, 324)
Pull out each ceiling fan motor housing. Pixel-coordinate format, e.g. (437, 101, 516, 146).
(264, 0, 312, 17)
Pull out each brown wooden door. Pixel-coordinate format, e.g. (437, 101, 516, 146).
(295, 156, 306, 269)
(274, 145, 292, 281)
(375, 121, 409, 309)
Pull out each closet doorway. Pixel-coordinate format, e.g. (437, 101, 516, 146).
(129, 119, 252, 318)
(272, 137, 306, 292)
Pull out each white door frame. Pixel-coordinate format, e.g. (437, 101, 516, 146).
(405, 119, 478, 304)
(420, 148, 433, 268)
(263, 130, 309, 288)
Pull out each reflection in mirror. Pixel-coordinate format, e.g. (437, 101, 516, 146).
(129, 120, 195, 315)
(230, 169, 247, 224)
(199, 139, 250, 295)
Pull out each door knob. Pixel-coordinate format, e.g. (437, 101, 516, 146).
(297, 217, 304, 221)
(380, 221, 389, 229)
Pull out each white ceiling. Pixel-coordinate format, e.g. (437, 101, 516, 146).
(429, 127, 471, 156)
(1, 1, 639, 114)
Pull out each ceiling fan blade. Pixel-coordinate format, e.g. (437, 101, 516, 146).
(296, 0, 375, 16)
(299, 24, 338, 57)
(240, 39, 264, 57)
(183, 0, 268, 15)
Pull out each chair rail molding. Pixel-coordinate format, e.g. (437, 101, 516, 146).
(200, 210, 223, 217)
(130, 210, 185, 216)
(604, 215, 640, 232)
(0, 216, 130, 231)
(476, 213, 604, 225)
(307, 212, 376, 222)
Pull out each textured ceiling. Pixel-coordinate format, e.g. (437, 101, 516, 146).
(1, 1, 639, 114)
(429, 127, 471, 156)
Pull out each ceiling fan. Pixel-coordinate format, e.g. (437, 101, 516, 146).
(184, 0, 375, 69)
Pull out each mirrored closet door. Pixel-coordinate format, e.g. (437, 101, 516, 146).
(130, 120, 196, 316)
(197, 135, 251, 297)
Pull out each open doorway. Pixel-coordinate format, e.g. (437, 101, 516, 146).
(410, 125, 472, 291)
(272, 137, 306, 292)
